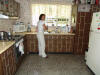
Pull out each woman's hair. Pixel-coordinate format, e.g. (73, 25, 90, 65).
(39, 14, 45, 20)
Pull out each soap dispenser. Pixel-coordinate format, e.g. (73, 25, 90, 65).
(27, 22, 31, 32)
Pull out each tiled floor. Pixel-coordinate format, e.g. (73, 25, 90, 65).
(15, 54, 93, 75)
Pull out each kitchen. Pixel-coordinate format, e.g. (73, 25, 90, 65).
(0, 0, 100, 75)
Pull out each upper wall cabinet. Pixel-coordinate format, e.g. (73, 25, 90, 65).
(0, 0, 20, 17)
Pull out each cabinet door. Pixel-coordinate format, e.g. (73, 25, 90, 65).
(26, 39, 31, 52)
(45, 35, 49, 52)
(26, 35, 33, 52)
(1, 46, 16, 75)
(1, 52, 8, 75)
(31, 39, 38, 52)
(8, 0, 14, 16)
(0, 0, 20, 17)
(52, 35, 58, 52)
(9, 46, 16, 75)
(69, 36, 74, 52)
(64, 36, 74, 53)
(31, 35, 38, 52)
(0, 0, 4, 11)
(26, 34, 38, 53)
(0, 55, 3, 75)
(45, 35, 53, 52)
(57, 35, 62, 52)
(61, 35, 66, 52)
(13, 1, 20, 17)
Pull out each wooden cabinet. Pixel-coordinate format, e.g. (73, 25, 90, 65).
(0, 45, 16, 75)
(0, 0, 20, 17)
(25, 35, 38, 53)
(25, 34, 75, 53)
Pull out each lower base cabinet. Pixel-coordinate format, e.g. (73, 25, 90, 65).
(25, 34, 75, 53)
(0, 34, 75, 75)
(0, 45, 16, 75)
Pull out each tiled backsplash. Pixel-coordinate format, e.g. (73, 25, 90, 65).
(0, 19, 16, 31)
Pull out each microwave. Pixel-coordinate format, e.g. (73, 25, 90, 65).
(13, 25, 26, 33)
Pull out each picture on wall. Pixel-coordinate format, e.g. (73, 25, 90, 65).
(78, 4, 91, 12)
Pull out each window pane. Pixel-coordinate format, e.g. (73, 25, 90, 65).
(32, 4, 72, 26)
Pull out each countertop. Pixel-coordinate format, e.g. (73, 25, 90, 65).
(13, 32, 75, 36)
(0, 32, 75, 54)
(0, 41, 15, 54)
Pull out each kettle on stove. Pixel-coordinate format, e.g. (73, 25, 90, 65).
(0, 31, 9, 40)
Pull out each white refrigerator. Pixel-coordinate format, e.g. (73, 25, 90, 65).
(86, 12, 100, 75)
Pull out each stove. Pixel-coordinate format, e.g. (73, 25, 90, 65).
(12, 35, 24, 43)
(12, 35, 25, 63)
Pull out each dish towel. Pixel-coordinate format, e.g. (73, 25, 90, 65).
(19, 42, 24, 55)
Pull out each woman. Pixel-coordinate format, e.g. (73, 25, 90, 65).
(36, 14, 48, 58)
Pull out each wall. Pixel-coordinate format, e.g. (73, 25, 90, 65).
(0, 19, 16, 31)
(74, 5, 100, 55)
(0, 0, 73, 32)
(72, 5, 77, 27)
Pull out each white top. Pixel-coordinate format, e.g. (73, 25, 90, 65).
(37, 20, 45, 33)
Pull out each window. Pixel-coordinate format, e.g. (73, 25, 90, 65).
(32, 4, 72, 26)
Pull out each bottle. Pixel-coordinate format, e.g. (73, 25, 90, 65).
(68, 25, 71, 33)
(66, 24, 69, 33)
(87, 0, 91, 4)
(8, 32, 11, 40)
(27, 23, 31, 32)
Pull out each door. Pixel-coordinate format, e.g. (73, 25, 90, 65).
(86, 33, 100, 75)
(92, 33, 100, 75)
(91, 12, 100, 32)
(88, 32, 95, 48)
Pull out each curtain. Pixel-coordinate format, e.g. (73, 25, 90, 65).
(32, 4, 72, 26)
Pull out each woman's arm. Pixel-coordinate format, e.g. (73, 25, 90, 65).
(43, 24, 48, 30)
(36, 26, 38, 32)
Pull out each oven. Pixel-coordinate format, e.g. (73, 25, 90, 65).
(12, 35, 24, 63)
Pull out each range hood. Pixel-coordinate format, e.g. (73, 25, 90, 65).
(0, 11, 9, 19)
